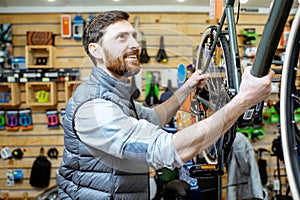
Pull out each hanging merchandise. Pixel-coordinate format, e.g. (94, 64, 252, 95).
(26, 31, 53, 46)
(36, 90, 49, 103)
(85, 14, 95, 27)
(11, 56, 26, 70)
(0, 110, 5, 129)
(242, 28, 259, 45)
(145, 80, 159, 107)
(0, 91, 11, 103)
(19, 109, 33, 130)
(1, 147, 12, 159)
(12, 148, 23, 160)
(177, 63, 187, 88)
(256, 148, 270, 185)
(145, 72, 159, 107)
(6, 169, 14, 186)
(130, 76, 140, 100)
(6, 110, 19, 131)
(46, 110, 60, 129)
(60, 109, 66, 125)
(0, 23, 12, 43)
(280, 24, 290, 47)
(13, 169, 23, 183)
(61, 15, 72, 38)
(139, 34, 150, 64)
(73, 15, 84, 40)
(155, 35, 168, 63)
(47, 148, 59, 159)
(0, 23, 13, 69)
(30, 147, 51, 188)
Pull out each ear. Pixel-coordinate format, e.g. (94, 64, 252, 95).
(88, 43, 104, 60)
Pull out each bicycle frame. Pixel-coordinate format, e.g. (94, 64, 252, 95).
(251, 0, 294, 77)
(193, 0, 296, 198)
(203, 0, 241, 95)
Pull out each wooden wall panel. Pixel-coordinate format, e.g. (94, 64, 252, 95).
(0, 11, 285, 199)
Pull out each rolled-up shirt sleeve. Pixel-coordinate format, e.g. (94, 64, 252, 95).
(74, 99, 184, 170)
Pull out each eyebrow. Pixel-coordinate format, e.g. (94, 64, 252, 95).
(115, 30, 137, 38)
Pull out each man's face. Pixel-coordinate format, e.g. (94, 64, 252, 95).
(101, 20, 140, 77)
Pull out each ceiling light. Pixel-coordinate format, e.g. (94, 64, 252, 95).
(113, 0, 120, 1)
(240, 0, 248, 4)
(177, 0, 185, 2)
(48, 0, 55, 2)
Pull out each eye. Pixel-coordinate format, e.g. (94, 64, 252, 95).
(117, 32, 129, 40)
(132, 32, 137, 39)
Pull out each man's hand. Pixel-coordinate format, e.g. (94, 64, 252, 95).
(184, 70, 210, 92)
(236, 66, 274, 109)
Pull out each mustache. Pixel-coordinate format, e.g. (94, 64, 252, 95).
(123, 49, 140, 58)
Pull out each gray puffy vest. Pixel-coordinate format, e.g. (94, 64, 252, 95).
(57, 67, 149, 200)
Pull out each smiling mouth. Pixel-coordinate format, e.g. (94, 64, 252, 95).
(124, 53, 140, 65)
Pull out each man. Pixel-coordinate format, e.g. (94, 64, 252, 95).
(57, 10, 274, 199)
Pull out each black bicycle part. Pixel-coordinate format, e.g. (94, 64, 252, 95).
(191, 25, 236, 177)
(281, 17, 300, 195)
(251, 0, 294, 77)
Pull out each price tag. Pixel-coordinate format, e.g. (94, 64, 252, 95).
(273, 179, 280, 191)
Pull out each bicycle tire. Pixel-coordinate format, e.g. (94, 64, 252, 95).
(280, 7, 300, 199)
(194, 25, 236, 166)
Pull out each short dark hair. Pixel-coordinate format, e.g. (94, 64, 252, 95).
(82, 10, 130, 65)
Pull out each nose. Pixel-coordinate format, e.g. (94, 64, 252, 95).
(129, 35, 140, 49)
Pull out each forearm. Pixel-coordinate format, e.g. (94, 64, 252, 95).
(172, 94, 247, 163)
(154, 83, 193, 127)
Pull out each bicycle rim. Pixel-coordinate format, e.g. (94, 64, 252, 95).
(280, 7, 300, 199)
(195, 25, 235, 165)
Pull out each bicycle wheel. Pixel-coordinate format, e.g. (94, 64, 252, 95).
(194, 25, 235, 166)
(280, 8, 300, 199)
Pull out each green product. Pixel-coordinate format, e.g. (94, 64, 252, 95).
(145, 72, 159, 98)
(237, 126, 266, 140)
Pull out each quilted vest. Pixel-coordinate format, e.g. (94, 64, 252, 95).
(57, 67, 149, 200)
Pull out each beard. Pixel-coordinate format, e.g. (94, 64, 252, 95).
(103, 48, 141, 77)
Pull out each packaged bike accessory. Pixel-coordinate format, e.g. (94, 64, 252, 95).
(35, 90, 49, 103)
(30, 147, 51, 188)
(47, 148, 59, 159)
(155, 35, 168, 63)
(73, 15, 84, 40)
(242, 28, 258, 45)
(60, 109, 66, 125)
(13, 169, 23, 183)
(0, 23, 13, 69)
(177, 63, 187, 88)
(26, 31, 53, 45)
(6, 169, 14, 186)
(34, 57, 47, 65)
(12, 148, 23, 159)
(1, 147, 12, 159)
(11, 56, 26, 70)
(0, 110, 5, 129)
(61, 15, 71, 38)
(46, 110, 59, 129)
(6, 110, 19, 131)
(0, 91, 11, 103)
(19, 109, 33, 130)
(85, 14, 95, 27)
